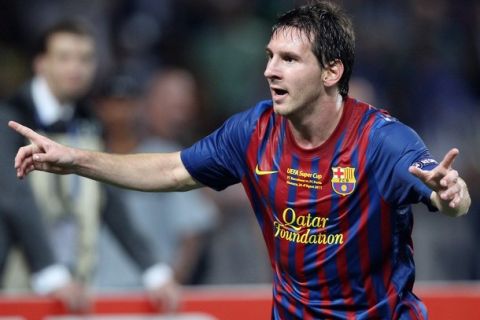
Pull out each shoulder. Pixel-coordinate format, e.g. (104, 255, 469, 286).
(372, 111, 421, 146)
(348, 98, 420, 143)
(363, 106, 427, 159)
(350, 99, 396, 128)
(345, 97, 426, 157)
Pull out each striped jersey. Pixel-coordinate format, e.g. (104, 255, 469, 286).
(181, 97, 437, 319)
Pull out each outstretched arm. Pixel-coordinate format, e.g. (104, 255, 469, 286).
(409, 148, 471, 217)
(8, 121, 200, 192)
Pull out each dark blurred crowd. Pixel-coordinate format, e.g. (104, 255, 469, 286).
(0, 0, 479, 297)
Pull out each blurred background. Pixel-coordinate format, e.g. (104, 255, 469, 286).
(0, 0, 479, 299)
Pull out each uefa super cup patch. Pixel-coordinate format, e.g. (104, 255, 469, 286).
(411, 158, 438, 169)
(331, 166, 356, 196)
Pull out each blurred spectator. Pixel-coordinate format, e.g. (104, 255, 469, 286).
(0, 20, 179, 312)
(94, 68, 218, 286)
(141, 68, 271, 284)
(201, 184, 272, 285)
(94, 74, 143, 154)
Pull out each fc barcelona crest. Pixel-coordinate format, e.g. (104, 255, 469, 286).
(331, 167, 356, 196)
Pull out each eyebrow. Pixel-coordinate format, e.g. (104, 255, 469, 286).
(265, 47, 302, 60)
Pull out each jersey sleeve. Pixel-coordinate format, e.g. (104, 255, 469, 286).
(368, 117, 438, 210)
(181, 101, 271, 191)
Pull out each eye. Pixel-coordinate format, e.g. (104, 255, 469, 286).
(282, 54, 296, 63)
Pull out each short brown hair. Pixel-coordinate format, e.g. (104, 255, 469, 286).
(35, 19, 94, 56)
(272, 1, 355, 98)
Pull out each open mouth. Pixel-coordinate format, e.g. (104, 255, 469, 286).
(272, 88, 288, 97)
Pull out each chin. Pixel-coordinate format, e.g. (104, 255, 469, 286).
(63, 88, 88, 100)
(272, 102, 292, 116)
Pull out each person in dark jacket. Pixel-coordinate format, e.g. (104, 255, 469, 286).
(0, 20, 179, 313)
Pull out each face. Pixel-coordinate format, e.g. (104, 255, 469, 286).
(145, 70, 198, 139)
(96, 97, 138, 130)
(264, 27, 325, 117)
(36, 32, 97, 102)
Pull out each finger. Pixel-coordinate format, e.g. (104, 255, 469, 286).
(16, 144, 42, 172)
(439, 184, 460, 201)
(17, 157, 31, 178)
(409, 166, 429, 181)
(17, 168, 24, 179)
(15, 145, 33, 169)
(8, 121, 44, 144)
(32, 152, 48, 163)
(19, 156, 34, 176)
(451, 183, 466, 208)
(449, 194, 460, 209)
(440, 169, 458, 187)
(438, 148, 459, 170)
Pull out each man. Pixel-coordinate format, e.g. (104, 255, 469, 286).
(94, 70, 218, 286)
(9, 2, 471, 319)
(0, 20, 178, 312)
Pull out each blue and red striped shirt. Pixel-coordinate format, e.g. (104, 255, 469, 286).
(181, 97, 437, 319)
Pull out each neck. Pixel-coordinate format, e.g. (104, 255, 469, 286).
(52, 89, 75, 106)
(47, 84, 73, 106)
(288, 94, 344, 149)
(56, 95, 71, 105)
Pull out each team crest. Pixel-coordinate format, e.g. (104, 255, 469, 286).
(331, 167, 356, 196)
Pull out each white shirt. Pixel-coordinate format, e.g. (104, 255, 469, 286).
(31, 76, 74, 126)
(29, 76, 75, 294)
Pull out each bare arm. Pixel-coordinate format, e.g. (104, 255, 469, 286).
(9, 121, 200, 192)
(75, 150, 199, 191)
(409, 148, 471, 217)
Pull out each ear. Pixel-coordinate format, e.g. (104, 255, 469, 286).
(322, 59, 344, 89)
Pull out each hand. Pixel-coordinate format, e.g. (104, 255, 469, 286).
(147, 277, 181, 313)
(409, 148, 470, 213)
(8, 121, 77, 178)
(50, 281, 91, 314)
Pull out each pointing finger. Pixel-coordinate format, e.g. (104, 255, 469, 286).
(438, 148, 459, 170)
(8, 121, 43, 144)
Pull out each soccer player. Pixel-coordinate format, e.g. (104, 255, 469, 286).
(9, 1, 471, 319)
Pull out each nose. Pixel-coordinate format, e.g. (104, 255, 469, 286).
(264, 57, 280, 80)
